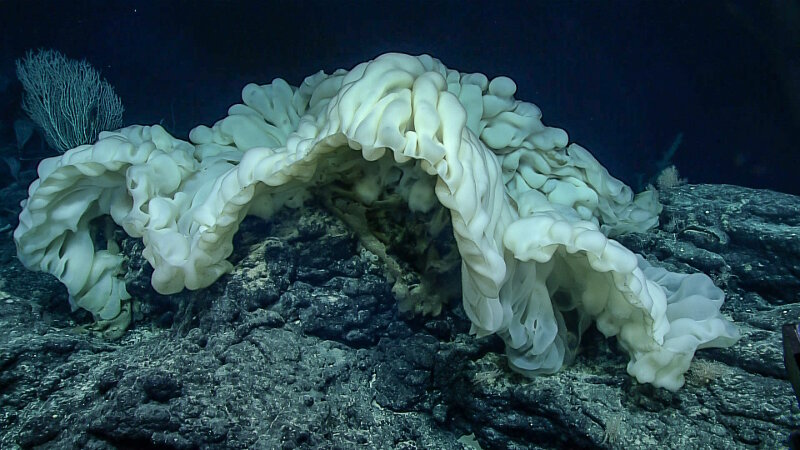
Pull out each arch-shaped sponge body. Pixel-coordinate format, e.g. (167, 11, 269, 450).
(14, 53, 738, 390)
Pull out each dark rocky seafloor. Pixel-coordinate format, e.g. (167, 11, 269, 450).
(0, 179, 798, 450)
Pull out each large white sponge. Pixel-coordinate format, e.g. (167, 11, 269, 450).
(14, 53, 738, 389)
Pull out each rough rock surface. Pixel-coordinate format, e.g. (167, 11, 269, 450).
(0, 182, 798, 449)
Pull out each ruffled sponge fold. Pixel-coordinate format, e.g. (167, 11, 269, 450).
(14, 53, 738, 389)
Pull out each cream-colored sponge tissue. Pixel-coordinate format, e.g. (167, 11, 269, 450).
(13, 53, 738, 390)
